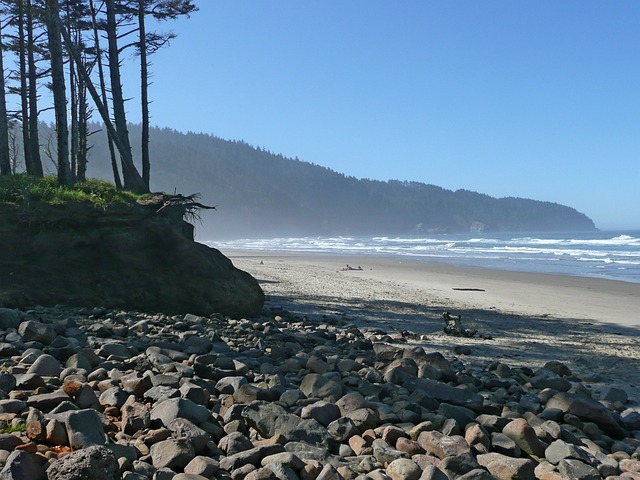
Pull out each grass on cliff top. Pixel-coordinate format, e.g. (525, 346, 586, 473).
(0, 175, 146, 206)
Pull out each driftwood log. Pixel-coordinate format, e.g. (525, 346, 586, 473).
(442, 311, 477, 338)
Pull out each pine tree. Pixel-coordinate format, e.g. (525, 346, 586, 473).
(45, 0, 71, 186)
(0, 7, 10, 175)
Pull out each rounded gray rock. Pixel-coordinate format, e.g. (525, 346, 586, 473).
(150, 438, 195, 470)
(26, 354, 62, 377)
(65, 408, 107, 449)
(0, 308, 21, 330)
(150, 398, 211, 427)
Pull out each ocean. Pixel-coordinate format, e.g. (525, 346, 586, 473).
(208, 230, 640, 284)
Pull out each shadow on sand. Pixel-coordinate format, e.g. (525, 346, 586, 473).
(262, 288, 640, 400)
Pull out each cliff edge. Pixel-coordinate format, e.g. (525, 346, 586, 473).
(0, 194, 264, 317)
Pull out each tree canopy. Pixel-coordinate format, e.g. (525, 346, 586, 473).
(0, 0, 197, 193)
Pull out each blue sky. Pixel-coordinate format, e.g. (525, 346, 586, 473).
(120, 1, 639, 230)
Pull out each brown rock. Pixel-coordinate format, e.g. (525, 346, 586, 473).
(417, 431, 471, 460)
(348, 435, 368, 456)
(245, 467, 279, 480)
(46, 419, 68, 446)
(465, 424, 490, 452)
(382, 425, 409, 446)
(336, 392, 368, 416)
(546, 392, 626, 439)
(15, 441, 38, 453)
(477, 452, 536, 479)
(300, 460, 323, 480)
(621, 459, 640, 474)
(26, 408, 46, 442)
(396, 437, 424, 456)
(411, 454, 440, 470)
(502, 418, 546, 458)
(121, 402, 150, 435)
(386, 458, 422, 480)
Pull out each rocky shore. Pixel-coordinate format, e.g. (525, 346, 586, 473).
(0, 304, 640, 480)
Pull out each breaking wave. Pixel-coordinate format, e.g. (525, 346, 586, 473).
(207, 231, 640, 284)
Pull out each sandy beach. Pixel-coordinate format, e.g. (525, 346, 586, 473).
(223, 250, 640, 400)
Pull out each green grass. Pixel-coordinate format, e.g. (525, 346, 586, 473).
(0, 175, 146, 206)
(0, 423, 26, 433)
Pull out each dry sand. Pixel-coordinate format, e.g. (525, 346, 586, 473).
(223, 250, 640, 401)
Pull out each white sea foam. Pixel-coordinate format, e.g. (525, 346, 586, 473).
(207, 231, 640, 283)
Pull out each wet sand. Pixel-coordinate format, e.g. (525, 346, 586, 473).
(224, 250, 640, 400)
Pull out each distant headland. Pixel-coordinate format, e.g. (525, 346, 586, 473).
(78, 124, 597, 240)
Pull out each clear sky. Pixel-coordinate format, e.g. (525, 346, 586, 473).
(119, 1, 640, 230)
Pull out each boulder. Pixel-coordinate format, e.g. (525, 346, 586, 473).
(300, 401, 341, 427)
(546, 392, 626, 438)
(0, 308, 20, 329)
(0, 451, 46, 480)
(476, 452, 536, 479)
(150, 438, 195, 470)
(417, 431, 472, 460)
(0, 434, 24, 451)
(26, 390, 71, 411)
(0, 371, 17, 393)
(184, 456, 220, 477)
(385, 458, 422, 480)
(219, 431, 254, 455)
(545, 439, 592, 465)
(168, 418, 210, 453)
(299, 374, 343, 402)
(25, 407, 46, 441)
(402, 376, 483, 409)
(46, 445, 120, 480)
(242, 401, 335, 448)
(335, 392, 368, 415)
(502, 418, 546, 458)
(372, 439, 410, 465)
(557, 459, 601, 480)
(18, 321, 56, 345)
(150, 398, 211, 427)
(65, 409, 108, 449)
(26, 354, 62, 377)
(121, 402, 151, 435)
(219, 445, 285, 472)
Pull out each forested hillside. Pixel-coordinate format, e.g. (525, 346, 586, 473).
(80, 125, 596, 239)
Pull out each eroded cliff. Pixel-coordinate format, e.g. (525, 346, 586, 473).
(0, 194, 264, 317)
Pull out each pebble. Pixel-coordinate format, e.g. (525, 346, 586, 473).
(0, 305, 636, 479)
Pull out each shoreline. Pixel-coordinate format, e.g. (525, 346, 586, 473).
(222, 250, 640, 326)
(223, 249, 640, 400)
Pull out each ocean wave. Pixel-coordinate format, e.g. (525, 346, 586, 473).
(509, 235, 640, 247)
(208, 231, 640, 283)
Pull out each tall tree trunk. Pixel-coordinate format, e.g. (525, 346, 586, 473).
(26, 0, 43, 177)
(0, 16, 10, 175)
(59, 14, 148, 193)
(45, 0, 70, 186)
(105, 0, 142, 192)
(89, 0, 121, 189)
(17, 1, 33, 174)
(76, 72, 88, 182)
(138, 0, 150, 189)
(66, 10, 78, 183)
